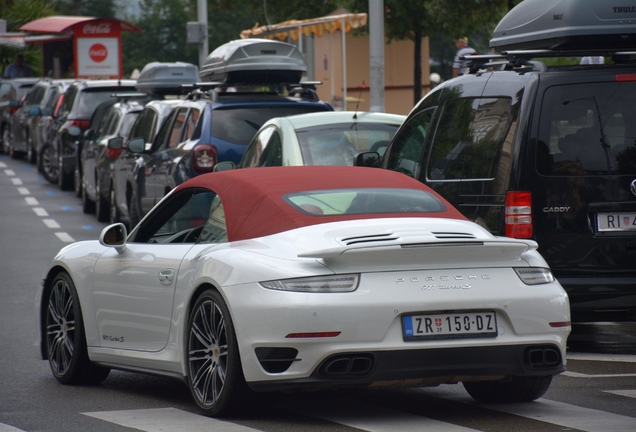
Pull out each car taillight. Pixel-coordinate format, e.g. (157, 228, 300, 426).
(67, 119, 90, 130)
(505, 191, 532, 238)
(616, 74, 636, 82)
(107, 148, 122, 160)
(192, 144, 218, 174)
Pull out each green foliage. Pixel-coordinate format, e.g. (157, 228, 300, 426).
(47, 0, 117, 17)
(0, 0, 57, 76)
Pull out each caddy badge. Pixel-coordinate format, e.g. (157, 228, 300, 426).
(631, 179, 636, 197)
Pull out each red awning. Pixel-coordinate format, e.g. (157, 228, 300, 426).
(20, 16, 142, 34)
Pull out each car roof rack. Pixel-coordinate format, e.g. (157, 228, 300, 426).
(463, 48, 636, 74)
(180, 80, 322, 102)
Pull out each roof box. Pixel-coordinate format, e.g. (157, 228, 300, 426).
(199, 39, 307, 84)
(490, 0, 636, 51)
(135, 62, 199, 95)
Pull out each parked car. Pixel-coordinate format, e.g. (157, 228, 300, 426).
(80, 98, 146, 221)
(240, 111, 405, 168)
(0, 77, 39, 155)
(45, 79, 137, 190)
(122, 39, 333, 223)
(33, 81, 74, 174)
(36, 165, 570, 417)
(7, 78, 75, 163)
(356, 0, 636, 322)
(109, 98, 183, 228)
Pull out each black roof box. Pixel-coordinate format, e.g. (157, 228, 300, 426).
(135, 62, 199, 95)
(199, 39, 307, 84)
(490, 0, 636, 52)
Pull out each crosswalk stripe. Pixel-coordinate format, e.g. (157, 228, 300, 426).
(287, 399, 479, 432)
(0, 423, 25, 432)
(83, 407, 260, 432)
(445, 394, 636, 432)
(603, 389, 636, 399)
(54, 232, 75, 242)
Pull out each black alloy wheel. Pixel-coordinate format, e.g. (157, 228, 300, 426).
(187, 290, 247, 417)
(81, 173, 95, 214)
(39, 143, 59, 183)
(45, 272, 110, 385)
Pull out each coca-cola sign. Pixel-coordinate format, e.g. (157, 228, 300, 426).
(89, 43, 108, 63)
(83, 22, 112, 35)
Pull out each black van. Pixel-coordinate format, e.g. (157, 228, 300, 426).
(359, 0, 636, 322)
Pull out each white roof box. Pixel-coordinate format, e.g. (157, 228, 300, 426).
(199, 39, 306, 84)
(490, 0, 636, 51)
(135, 62, 199, 95)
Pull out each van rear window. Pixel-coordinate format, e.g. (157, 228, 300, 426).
(537, 83, 636, 176)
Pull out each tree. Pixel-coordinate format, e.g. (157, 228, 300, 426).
(48, 0, 118, 17)
(0, 0, 57, 76)
(346, 0, 521, 105)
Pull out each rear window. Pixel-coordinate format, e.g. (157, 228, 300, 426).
(296, 122, 400, 165)
(284, 188, 446, 216)
(75, 88, 136, 118)
(211, 105, 328, 145)
(537, 82, 636, 176)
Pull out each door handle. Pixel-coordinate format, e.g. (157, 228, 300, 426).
(158, 269, 174, 286)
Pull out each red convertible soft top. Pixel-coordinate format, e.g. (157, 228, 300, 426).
(174, 166, 467, 241)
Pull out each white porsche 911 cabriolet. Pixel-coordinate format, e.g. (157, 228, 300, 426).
(36, 166, 571, 416)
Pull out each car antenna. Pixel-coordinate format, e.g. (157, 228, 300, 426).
(353, 81, 365, 119)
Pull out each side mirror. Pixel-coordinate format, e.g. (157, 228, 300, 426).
(99, 223, 128, 254)
(83, 128, 95, 140)
(108, 136, 124, 150)
(127, 137, 145, 153)
(29, 107, 41, 116)
(68, 126, 81, 137)
(354, 151, 381, 168)
(213, 161, 235, 172)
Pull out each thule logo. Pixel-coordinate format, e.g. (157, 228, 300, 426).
(553, 14, 563, 20)
(261, 50, 277, 54)
(613, 6, 636, 13)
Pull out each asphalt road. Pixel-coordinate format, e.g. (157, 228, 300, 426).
(1, 153, 634, 432)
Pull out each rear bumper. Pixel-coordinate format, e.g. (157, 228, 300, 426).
(558, 275, 636, 320)
(247, 344, 565, 393)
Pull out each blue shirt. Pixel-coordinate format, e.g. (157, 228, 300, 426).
(3, 63, 34, 79)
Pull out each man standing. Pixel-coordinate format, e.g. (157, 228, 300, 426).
(3, 54, 34, 79)
(452, 38, 477, 78)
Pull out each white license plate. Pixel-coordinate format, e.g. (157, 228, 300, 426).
(402, 312, 497, 341)
(596, 213, 636, 232)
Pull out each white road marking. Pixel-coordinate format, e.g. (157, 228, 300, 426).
(10, 178, 22, 185)
(567, 353, 636, 363)
(33, 207, 48, 217)
(445, 395, 636, 432)
(83, 408, 260, 432)
(563, 371, 636, 378)
(43, 219, 60, 229)
(603, 389, 636, 399)
(17, 187, 29, 195)
(4, 169, 15, 175)
(55, 232, 75, 243)
(288, 399, 478, 432)
(0, 162, 6, 168)
(0, 423, 25, 432)
(25, 197, 38, 205)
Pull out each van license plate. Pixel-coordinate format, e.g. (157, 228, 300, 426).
(402, 312, 497, 341)
(596, 213, 636, 232)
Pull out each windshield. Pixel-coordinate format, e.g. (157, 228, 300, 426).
(284, 188, 446, 216)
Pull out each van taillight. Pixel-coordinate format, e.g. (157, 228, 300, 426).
(505, 191, 532, 238)
(192, 144, 218, 174)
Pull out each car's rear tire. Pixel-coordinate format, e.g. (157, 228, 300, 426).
(109, 185, 119, 224)
(95, 180, 109, 222)
(187, 290, 248, 417)
(463, 376, 552, 403)
(39, 143, 59, 184)
(81, 174, 95, 214)
(27, 135, 37, 164)
(74, 165, 82, 197)
(45, 272, 111, 385)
